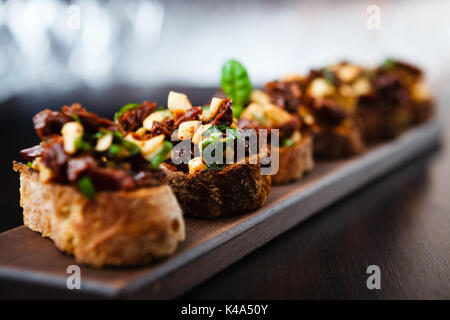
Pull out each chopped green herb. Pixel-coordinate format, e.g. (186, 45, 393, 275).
(108, 144, 130, 158)
(281, 138, 294, 147)
(323, 68, 335, 85)
(106, 131, 140, 157)
(382, 58, 396, 70)
(91, 129, 112, 140)
(150, 141, 172, 169)
(26, 162, 33, 168)
(202, 105, 210, 115)
(77, 176, 96, 199)
(205, 162, 225, 171)
(221, 59, 253, 118)
(74, 136, 93, 152)
(113, 131, 124, 139)
(201, 125, 241, 170)
(71, 114, 80, 122)
(114, 103, 141, 122)
(121, 139, 140, 156)
(201, 125, 227, 150)
(156, 105, 165, 111)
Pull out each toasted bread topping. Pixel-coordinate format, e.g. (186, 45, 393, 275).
(19, 104, 166, 198)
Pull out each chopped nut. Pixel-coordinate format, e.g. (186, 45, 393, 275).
(201, 97, 223, 121)
(39, 164, 53, 183)
(264, 104, 294, 127)
(192, 123, 212, 144)
(61, 121, 84, 154)
(188, 156, 207, 174)
(290, 130, 302, 144)
(336, 64, 361, 83)
(125, 133, 166, 161)
(308, 78, 335, 98)
(140, 134, 165, 162)
(168, 91, 192, 111)
(135, 127, 147, 136)
(178, 120, 201, 141)
(143, 110, 172, 130)
(250, 90, 271, 104)
(95, 132, 113, 152)
(352, 78, 372, 96)
(410, 81, 431, 101)
(283, 74, 305, 82)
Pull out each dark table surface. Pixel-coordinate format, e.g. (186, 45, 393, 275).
(1, 87, 449, 299)
(181, 116, 450, 300)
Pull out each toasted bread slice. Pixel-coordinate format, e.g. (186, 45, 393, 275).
(412, 101, 434, 124)
(161, 163, 271, 218)
(271, 135, 314, 185)
(13, 162, 185, 267)
(312, 125, 364, 159)
(355, 105, 412, 142)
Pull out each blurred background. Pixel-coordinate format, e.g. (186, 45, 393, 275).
(1, 0, 450, 231)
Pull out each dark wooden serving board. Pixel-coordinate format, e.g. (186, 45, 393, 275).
(0, 119, 442, 299)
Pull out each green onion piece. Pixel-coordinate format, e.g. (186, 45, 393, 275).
(113, 131, 124, 139)
(323, 68, 335, 85)
(77, 176, 96, 199)
(74, 136, 93, 152)
(121, 139, 140, 156)
(281, 138, 294, 147)
(382, 58, 396, 70)
(91, 129, 111, 140)
(201, 126, 224, 150)
(201, 126, 241, 170)
(114, 103, 140, 123)
(108, 144, 130, 158)
(150, 141, 172, 169)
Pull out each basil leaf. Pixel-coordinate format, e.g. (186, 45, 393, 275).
(77, 176, 96, 199)
(221, 59, 252, 118)
(150, 141, 172, 169)
(114, 103, 140, 122)
(232, 105, 244, 119)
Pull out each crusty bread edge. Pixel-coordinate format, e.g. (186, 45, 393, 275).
(271, 135, 314, 185)
(13, 162, 185, 267)
(161, 162, 271, 219)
